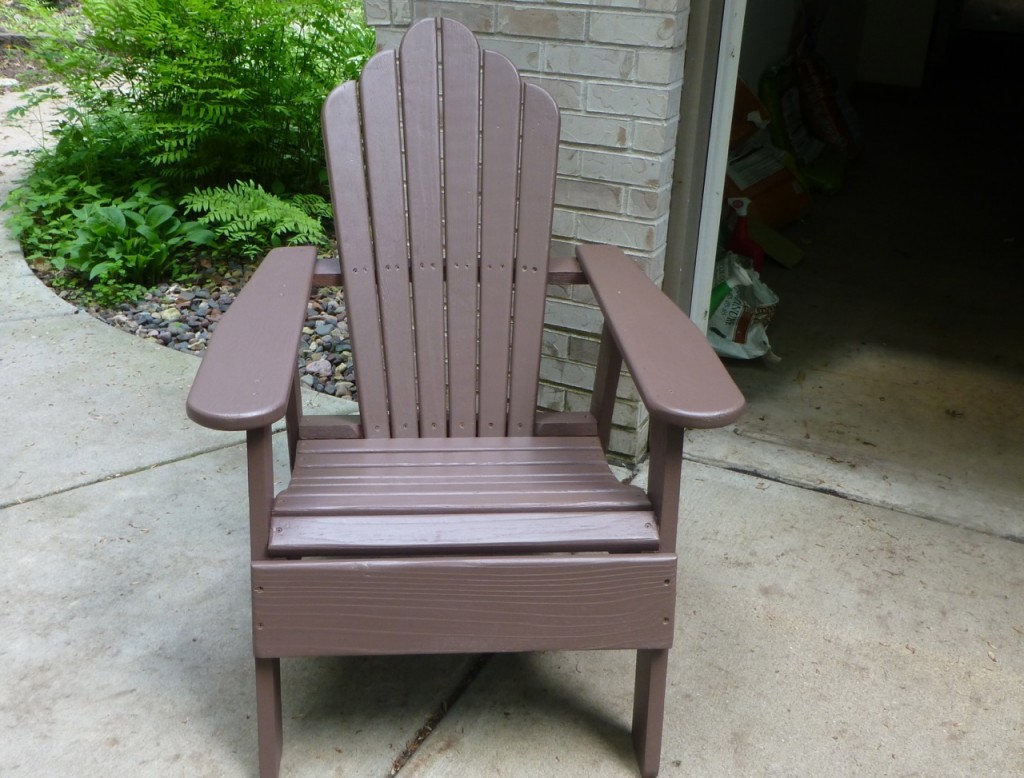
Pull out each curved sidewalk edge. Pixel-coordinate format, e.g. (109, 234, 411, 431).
(0, 85, 356, 507)
(0, 85, 78, 322)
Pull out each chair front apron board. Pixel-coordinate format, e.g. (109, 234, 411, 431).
(186, 17, 745, 778)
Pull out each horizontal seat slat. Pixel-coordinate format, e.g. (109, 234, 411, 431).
(295, 436, 608, 456)
(290, 462, 616, 480)
(290, 471, 619, 484)
(295, 455, 609, 471)
(273, 434, 650, 518)
(268, 509, 659, 556)
(274, 488, 649, 516)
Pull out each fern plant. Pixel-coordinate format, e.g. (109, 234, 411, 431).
(182, 181, 331, 259)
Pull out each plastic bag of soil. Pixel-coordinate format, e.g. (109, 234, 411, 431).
(707, 252, 779, 360)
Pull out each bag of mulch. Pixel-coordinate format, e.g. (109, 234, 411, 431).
(760, 59, 848, 193)
(707, 252, 779, 360)
(790, 0, 862, 159)
(796, 51, 862, 159)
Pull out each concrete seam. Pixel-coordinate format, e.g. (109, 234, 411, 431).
(0, 438, 252, 510)
(684, 453, 1024, 546)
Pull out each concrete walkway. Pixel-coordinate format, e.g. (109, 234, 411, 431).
(2, 93, 1022, 777)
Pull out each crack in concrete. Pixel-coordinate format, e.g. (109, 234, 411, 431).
(388, 654, 493, 776)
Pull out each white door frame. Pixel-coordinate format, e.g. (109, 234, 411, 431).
(663, 0, 748, 331)
(689, 0, 747, 331)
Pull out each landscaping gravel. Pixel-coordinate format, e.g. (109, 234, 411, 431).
(75, 266, 359, 401)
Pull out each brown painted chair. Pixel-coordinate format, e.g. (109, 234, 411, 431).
(186, 17, 744, 778)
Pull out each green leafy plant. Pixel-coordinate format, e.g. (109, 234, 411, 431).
(182, 181, 331, 259)
(4, 170, 106, 264)
(53, 180, 215, 290)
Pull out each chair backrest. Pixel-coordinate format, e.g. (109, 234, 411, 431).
(322, 18, 560, 440)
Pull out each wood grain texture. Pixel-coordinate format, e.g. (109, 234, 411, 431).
(546, 253, 585, 285)
(322, 83, 392, 438)
(507, 83, 560, 435)
(311, 253, 584, 288)
(477, 50, 523, 437)
(322, 20, 565, 441)
(272, 436, 650, 516)
(591, 324, 622, 450)
(441, 18, 483, 437)
(361, 51, 419, 437)
(298, 415, 363, 440)
(533, 410, 599, 437)
(269, 509, 659, 556)
(400, 22, 448, 436)
(312, 256, 344, 287)
(251, 554, 677, 656)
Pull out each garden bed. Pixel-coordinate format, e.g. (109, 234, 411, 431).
(1, 0, 373, 402)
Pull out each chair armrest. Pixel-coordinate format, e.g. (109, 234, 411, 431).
(576, 243, 745, 429)
(186, 246, 317, 431)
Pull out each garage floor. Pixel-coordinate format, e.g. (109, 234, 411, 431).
(687, 31, 1024, 539)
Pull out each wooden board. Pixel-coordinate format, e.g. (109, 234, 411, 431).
(252, 554, 677, 656)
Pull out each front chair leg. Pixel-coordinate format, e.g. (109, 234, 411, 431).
(256, 657, 283, 778)
(632, 648, 668, 778)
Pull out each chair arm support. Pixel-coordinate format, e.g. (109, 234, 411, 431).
(186, 246, 318, 431)
(576, 243, 745, 429)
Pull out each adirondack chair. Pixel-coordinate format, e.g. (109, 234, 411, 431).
(186, 17, 744, 778)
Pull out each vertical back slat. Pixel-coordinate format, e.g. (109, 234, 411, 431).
(400, 22, 447, 437)
(322, 83, 390, 438)
(507, 84, 560, 435)
(477, 51, 523, 437)
(440, 19, 483, 438)
(338, 20, 561, 442)
(361, 52, 418, 438)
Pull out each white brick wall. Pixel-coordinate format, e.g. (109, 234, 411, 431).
(543, 43, 637, 79)
(361, 0, 689, 461)
(496, 7, 588, 39)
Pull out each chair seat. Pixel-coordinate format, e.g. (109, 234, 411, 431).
(269, 436, 656, 556)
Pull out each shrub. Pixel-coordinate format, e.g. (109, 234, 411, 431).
(112, 0, 371, 192)
(5, 0, 374, 194)
(2, 0, 373, 301)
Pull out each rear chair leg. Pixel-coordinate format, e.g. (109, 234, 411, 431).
(256, 657, 283, 778)
(632, 648, 668, 778)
